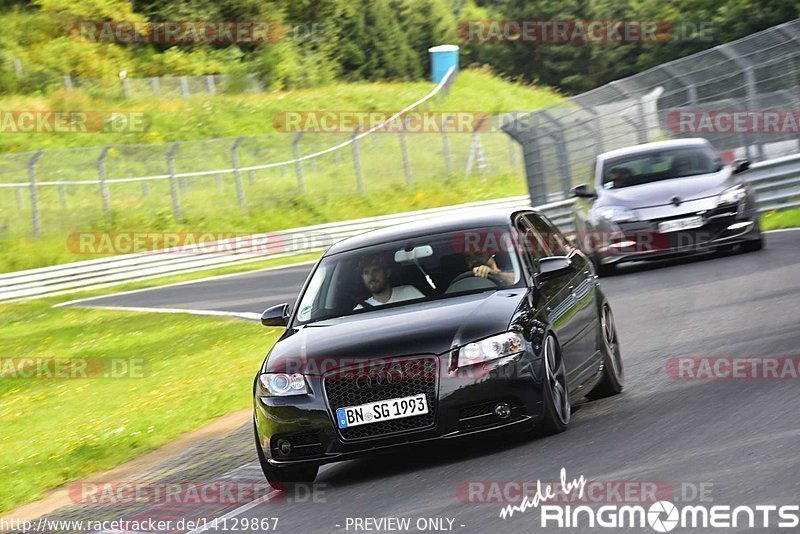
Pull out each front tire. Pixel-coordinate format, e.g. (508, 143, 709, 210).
(254, 423, 319, 491)
(537, 335, 570, 435)
(587, 303, 624, 400)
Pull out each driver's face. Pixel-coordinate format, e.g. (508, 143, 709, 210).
(361, 265, 389, 295)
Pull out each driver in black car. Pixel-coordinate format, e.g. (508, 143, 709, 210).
(464, 251, 516, 285)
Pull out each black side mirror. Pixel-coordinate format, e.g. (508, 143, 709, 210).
(536, 256, 573, 283)
(732, 159, 750, 174)
(261, 303, 289, 327)
(569, 184, 596, 198)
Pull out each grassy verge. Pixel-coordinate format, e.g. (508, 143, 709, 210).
(0, 69, 561, 151)
(0, 68, 556, 272)
(0, 297, 282, 514)
(761, 207, 800, 230)
(1, 171, 527, 272)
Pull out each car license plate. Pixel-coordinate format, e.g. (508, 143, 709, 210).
(336, 394, 428, 428)
(658, 216, 704, 233)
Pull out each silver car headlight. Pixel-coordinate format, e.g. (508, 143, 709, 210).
(718, 185, 746, 206)
(458, 332, 525, 367)
(596, 206, 639, 223)
(258, 373, 309, 397)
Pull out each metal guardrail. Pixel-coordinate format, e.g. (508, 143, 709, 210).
(1, 151, 797, 303)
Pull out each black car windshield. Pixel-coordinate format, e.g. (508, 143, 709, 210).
(601, 146, 723, 189)
(294, 227, 524, 324)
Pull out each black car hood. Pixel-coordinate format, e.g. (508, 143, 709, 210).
(597, 168, 734, 209)
(264, 289, 528, 375)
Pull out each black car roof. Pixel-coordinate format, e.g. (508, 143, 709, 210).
(326, 207, 533, 255)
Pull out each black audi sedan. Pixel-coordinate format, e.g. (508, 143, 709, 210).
(570, 138, 763, 275)
(253, 208, 623, 488)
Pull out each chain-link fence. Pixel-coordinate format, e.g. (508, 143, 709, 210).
(72, 73, 264, 100)
(503, 19, 800, 205)
(0, 68, 526, 237)
(5, 58, 266, 99)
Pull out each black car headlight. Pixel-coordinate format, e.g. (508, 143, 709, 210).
(258, 373, 309, 397)
(718, 185, 747, 206)
(458, 332, 525, 367)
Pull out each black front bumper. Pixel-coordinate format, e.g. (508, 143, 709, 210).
(597, 206, 760, 265)
(253, 351, 545, 467)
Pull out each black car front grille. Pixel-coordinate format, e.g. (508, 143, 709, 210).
(323, 356, 438, 440)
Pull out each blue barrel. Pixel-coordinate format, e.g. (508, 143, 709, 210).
(428, 45, 459, 83)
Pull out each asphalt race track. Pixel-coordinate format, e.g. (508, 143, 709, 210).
(60, 229, 800, 533)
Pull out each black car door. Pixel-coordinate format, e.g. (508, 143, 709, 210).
(515, 214, 585, 389)
(531, 213, 602, 386)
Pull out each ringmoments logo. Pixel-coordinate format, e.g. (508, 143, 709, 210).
(497, 468, 800, 531)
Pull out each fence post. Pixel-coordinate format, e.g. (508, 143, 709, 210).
(292, 132, 305, 193)
(151, 77, 160, 97)
(180, 76, 189, 99)
(64, 75, 73, 92)
(206, 75, 216, 95)
(121, 78, 130, 100)
(441, 113, 452, 175)
(508, 136, 518, 169)
(58, 185, 67, 210)
(398, 119, 413, 186)
(539, 110, 572, 195)
(352, 126, 364, 193)
(97, 146, 112, 223)
(27, 150, 44, 237)
(166, 143, 182, 219)
(230, 136, 248, 216)
(13, 59, 23, 81)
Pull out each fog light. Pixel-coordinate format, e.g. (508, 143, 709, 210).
(727, 221, 752, 231)
(277, 439, 292, 456)
(494, 402, 511, 419)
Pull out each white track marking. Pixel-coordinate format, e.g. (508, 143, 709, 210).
(74, 305, 262, 321)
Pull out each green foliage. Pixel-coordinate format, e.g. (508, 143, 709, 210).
(0, 0, 798, 97)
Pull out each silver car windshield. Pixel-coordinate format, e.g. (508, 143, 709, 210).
(602, 147, 723, 189)
(294, 227, 524, 324)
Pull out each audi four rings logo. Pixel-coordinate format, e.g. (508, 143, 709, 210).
(356, 368, 404, 388)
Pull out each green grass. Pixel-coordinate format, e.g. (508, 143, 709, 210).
(0, 68, 560, 151)
(0, 68, 556, 273)
(0, 298, 282, 514)
(0, 171, 528, 273)
(761, 207, 800, 230)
